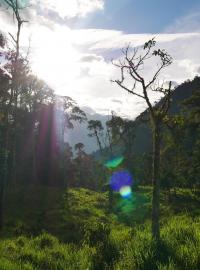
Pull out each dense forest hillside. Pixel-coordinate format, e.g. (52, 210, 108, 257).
(133, 76, 200, 155)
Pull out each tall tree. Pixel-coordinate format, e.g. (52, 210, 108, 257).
(75, 142, 85, 157)
(62, 142, 74, 188)
(2, 0, 28, 180)
(0, 0, 28, 230)
(87, 120, 104, 153)
(106, 112, 135, 160)
(112, 38, 173, 240)
(0, 0, 87, 230)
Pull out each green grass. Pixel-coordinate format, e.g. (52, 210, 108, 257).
(2, 186, 200, 269)
(4, 186, 200, 237)
(1, 215, 200, 269)
(0, 233, 96, 270)
(113, 215, 200, 270)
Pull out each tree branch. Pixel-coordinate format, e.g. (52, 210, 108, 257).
(114, 80, 145, 99)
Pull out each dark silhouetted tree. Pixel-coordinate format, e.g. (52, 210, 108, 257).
(87, 120, 104, 153)
(113, 38, 173, 240)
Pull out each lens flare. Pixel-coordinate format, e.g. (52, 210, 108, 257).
(119, 186, 132, 198)
(110, 170, 133, 192)
(105, 156, 124, 169)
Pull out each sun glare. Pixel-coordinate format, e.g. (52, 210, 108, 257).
(31, 25, 81, 95)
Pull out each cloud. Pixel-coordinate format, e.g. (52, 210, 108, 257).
(197, 67, 200, 74)
(71, 31, 200, 117)
(165, 10, 200, 33)
(72, 29, 199, 51)
(30, 0, 104, 20)
(0, 0, 105, 31)
(80, 54, 103, 62)
(111, 99, 123, 104)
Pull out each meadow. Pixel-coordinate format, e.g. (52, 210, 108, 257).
(1, 187, 200, 270)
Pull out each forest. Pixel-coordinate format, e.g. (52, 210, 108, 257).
(0, 1, 200, 270)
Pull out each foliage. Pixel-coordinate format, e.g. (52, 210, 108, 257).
(114, 215, 200, 270)
(1, 214, 200, 269)
(0, 233, 96, 270)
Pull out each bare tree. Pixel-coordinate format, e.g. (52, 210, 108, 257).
(112, 38, 173, 240)
(2, 0, 28, 103)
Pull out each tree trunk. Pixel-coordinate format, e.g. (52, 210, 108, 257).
(151, 120, 161, 240)
(0, 145, 6, 231)
(0, 185, 4, 231)
(167, 188, 172, 204)
(0, 129, 9, 231)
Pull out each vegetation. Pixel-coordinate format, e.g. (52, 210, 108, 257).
(1, 1, 200, 269)
(1, 188, 200, 269)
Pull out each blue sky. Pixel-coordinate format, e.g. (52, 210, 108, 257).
(71, 0, 200, 33)
(1, 0, 200, 119)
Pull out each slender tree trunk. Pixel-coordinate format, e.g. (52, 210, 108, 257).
(32, 130, 37, 184)
(0, 142, 7, 231)
(92, 129, 103, 154)
(0, 183, 4, 231)
(0, 126, 9, 231)
(167, 188, 172, 204)
(151, 120, 161, 240)
(107, 127, 113, 156)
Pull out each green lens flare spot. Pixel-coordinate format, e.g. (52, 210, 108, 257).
(119, 186, 132, 198)
(105, 156, 124, 169)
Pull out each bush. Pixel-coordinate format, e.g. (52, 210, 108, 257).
(33, 232, 59, 249)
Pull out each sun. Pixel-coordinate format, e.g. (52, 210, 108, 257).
(31, 24, 81, 95)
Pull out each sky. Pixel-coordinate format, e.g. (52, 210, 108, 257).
(1, 0, 200, 118)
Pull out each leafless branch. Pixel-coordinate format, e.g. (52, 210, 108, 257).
(8, 32, 16, 43)
(112, 38, 173, 121)
(113, 79, 145, 99)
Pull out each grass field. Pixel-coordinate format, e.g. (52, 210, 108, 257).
(1, 187, 200, 269)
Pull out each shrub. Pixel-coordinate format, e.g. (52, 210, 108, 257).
(0, 234, 96, 270)
(33, 232, 59, 249)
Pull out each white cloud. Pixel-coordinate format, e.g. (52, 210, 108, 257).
(30, 0, 104, 19)
(72, 30, 199, 50)
(70, 31, 200, 117)
(165, 10, 200, 33)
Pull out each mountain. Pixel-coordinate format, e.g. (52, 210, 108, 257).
(66, 76, 200, 155)
(133, 76, 200, 155)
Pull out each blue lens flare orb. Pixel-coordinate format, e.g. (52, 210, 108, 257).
(109, 170, 133, 197)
